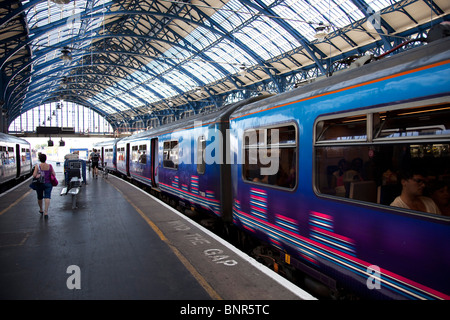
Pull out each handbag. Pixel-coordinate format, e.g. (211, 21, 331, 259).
(50, 173, 58, 186)
(32, 165, 45, 184)
(30, 165, 44, 190)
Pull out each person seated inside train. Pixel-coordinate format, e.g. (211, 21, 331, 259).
(332, 158, 363, 197)
(139, 151, 147, 164)
(390, 169, 441, 215)
(276, 166, 296, 188)
(252, 171, 277, 185)
(428, 180, 450, 216)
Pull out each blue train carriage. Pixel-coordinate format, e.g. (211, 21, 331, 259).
(116, 137, 131, 178)
(0, 132, 32, 185)
(229, 37, 450, 299)
(122, 132, 152, 185)
(94, 138, 122, 173)
(152, 95, 272, 220)
(116, 129, 160, 190)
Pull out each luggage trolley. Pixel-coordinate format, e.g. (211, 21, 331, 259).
(61, 159, 86, 209)
(101, 162, 109, 179)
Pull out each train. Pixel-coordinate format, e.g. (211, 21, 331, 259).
(0, 132, 33, 188)
(93, 37, 449, 299)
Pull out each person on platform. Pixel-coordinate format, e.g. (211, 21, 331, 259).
(88, 149, 100, 178)
(32, 153, 56, 220)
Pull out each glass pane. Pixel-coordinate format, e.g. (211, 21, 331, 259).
(316, 115, 367, 142)
(375, 104, 450, 139)
(315, 142, 450, 217)
(243, 125, 297, 189)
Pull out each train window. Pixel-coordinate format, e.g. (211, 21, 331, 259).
(117, 147, 125, 161)
(163, 140, 179, 169)
(314, 103, 450, 218)
(316, 114, 367, 142)
(131, 145, 147, 164)
(139, 145, 147, 164)
(131, 146, 139, 162)
(374, 104, 450, 140)
(197, 136, 206, 174)
(243, 124, 297, 190)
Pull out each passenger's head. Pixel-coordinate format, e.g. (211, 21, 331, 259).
(38, 153, 47, 163)
(399, 169, 427, 197)
(429, 180, 450, 207)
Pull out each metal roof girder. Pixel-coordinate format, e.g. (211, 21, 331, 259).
(187, 2, 270, 76)
(350, 0, 394, 51)
(23, 54, 162, 109)
(240, 0, 327, 77)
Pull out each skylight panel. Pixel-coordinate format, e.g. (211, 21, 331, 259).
(108, 98, 129, 111)
(117, 79, 136, 92)
(119, 93, 141, 107)
(204, 45, 240, 74)
(211, 9, 235, 33)
(183, 59, 224, 84)
(104, 86, 122, 97)
(220, 0, 255, 27)
(271, 1, 316, 41)
(368, 0, 400, 11)
(236, 18, 291, 60)
(164, 70, 198, 90)
(134, 87, 158, 102)
(145, 59, 171, 75)
(186, 27, 219, 49)
(100, 105, 115, 114)
(148, 78, 178, 98)
(163, 46, 193, 66)
(205, 38, 256, 73)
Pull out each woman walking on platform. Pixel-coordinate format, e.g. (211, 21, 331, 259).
(32, 153, 56, 219)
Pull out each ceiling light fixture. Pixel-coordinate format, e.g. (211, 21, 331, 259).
(238, 64, 248, 75)
(51, 0, 71, 4)
(314, 22, 329, 40)
(61, 48, 72, 61)
(195, 86, 204, 94)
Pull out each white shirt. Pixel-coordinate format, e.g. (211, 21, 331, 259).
(390, 196, 441, 214)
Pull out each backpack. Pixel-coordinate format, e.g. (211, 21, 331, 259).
(92, 153, 99, 161)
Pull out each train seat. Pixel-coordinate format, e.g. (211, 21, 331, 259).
(349, 180, 377, 203)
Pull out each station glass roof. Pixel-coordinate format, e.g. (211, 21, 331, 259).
(1, 0, 448, 129)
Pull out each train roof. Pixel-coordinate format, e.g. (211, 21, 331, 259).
(0, 132, 30, 145)
(93, 138, 121, 148)
(230, 37, 450, 121)
(119, 94, 273, 143)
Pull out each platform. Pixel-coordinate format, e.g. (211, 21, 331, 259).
(0, 162, 315, 301)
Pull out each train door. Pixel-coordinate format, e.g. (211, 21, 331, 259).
(100, 147, 104, 167)
(0, 146, 4, 183)
(15, 144, 20, 178)
(126, 143, 130, 176)
(151, 138, 158, 188)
